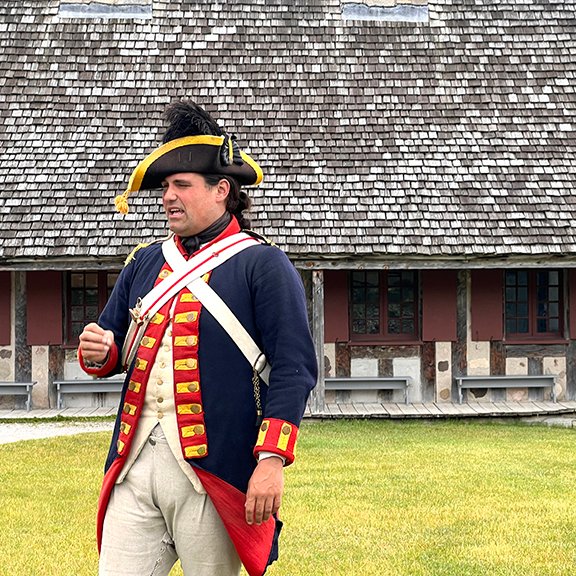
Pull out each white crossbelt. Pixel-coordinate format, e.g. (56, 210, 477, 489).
(162, 235, 271, 384)
(121, 232, 261, 371)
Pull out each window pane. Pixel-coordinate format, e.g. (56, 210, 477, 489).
(367, 318, 380, 334)
(537, 286, 548, 301)
(71, 274, 84, 289)
(537, 319, 547, 333)
(85, 289, 98, 306)
(537, 302, 547, 317)
(549, 271, 559, 285)
(388, 273, 400, 287)
(71, 289, 84, 306)
(389, 303, 401, 318)
(550, 318, 559, 331)
(367, 287, 379, 305)
(505, 287, 516, 301)
(518, 287, 528, 301)
(71, 322, 84, 340)
(352, 304, 365, 320)
(366, 271, 379, 287)
(402, 305, 414, 319)
(107, 273, 119, 289)
(518, 318, 529, 333)
(71, 306, 84, 322)
(549, 303, 559, 317)
(401, 319, 414, 333)
(388, 287, 401, 303)
(352, 287, 364, 302)
(517, 302, 528, 317)
(517, 271, 528, 286)
(549, 287, 559, 301)
(403, 287, 414, 302)
(388, 319, 400, 334)
(85, 273, 98, 288)
(86, 306, 99, 321)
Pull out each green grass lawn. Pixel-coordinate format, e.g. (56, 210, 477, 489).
(1, 419, 576, 575)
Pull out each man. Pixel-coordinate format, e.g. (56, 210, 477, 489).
(78, 101, 318, 576)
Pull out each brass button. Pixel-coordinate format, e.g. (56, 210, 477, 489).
(164, 345, 170, 352)
(187, 312, 196, 322)
(157, 411, 164, 419)
(187, 336, 197, 346)
(157, 397, 164, 404)
(191, 404, 201, 414)
(159, 361, 166, 369)
(157, 378, 163, 385)
(187, 359, 196, 368)
(197, 446, 207, 456)
(188, 382, 199, 393)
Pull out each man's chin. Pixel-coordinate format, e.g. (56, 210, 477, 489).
(168, 223, 195, 237)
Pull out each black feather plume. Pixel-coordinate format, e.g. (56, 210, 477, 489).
(162, 100, 225, 144)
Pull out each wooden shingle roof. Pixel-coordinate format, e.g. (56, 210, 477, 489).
(2, 0, 576, 267)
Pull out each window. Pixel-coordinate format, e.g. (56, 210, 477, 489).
(341, 1, 429, 23)
(66, 272, 118, 343)
(58, 0, 152, 19)
(504, 270, 563, 339)
(350, 270, 419, 341)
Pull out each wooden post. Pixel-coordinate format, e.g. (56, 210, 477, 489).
(310, 269, 325, 415)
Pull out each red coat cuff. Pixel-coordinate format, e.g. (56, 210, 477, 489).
(78, 343, 119, 377)
(253, 418, 299, 466)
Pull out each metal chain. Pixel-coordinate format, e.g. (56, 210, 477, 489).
(253, 369, 263, 427)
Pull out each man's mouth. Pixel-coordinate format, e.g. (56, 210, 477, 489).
(168, 208, 184, 216)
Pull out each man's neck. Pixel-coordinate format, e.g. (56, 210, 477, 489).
(179, 212, 233, 255)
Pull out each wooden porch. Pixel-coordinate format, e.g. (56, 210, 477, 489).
(317, 400, 576, 419)
(1, 400, 576, 421)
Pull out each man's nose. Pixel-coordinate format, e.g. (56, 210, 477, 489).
(163, 185, 177, 200)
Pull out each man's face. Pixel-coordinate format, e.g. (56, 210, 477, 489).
(161, 173, 228, 237)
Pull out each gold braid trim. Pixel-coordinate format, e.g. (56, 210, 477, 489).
(124, 242, 151, 267)
(124, 233, 174, 267)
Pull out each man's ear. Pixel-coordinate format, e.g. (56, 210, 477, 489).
(215, 178, 231, 203)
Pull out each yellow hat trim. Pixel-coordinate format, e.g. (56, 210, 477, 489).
(240, 150, 263, 186)
(115, 135, 224, 214)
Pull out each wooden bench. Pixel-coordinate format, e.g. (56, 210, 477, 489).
(325, 376, 410, 404)
(0, 381, 36, 411)
(456, 375, 557, 404)
(55, 378, 124, 409)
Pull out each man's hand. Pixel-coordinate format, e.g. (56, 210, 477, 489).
(78, 323, 114, 364)
(245, 456, 284, 525)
